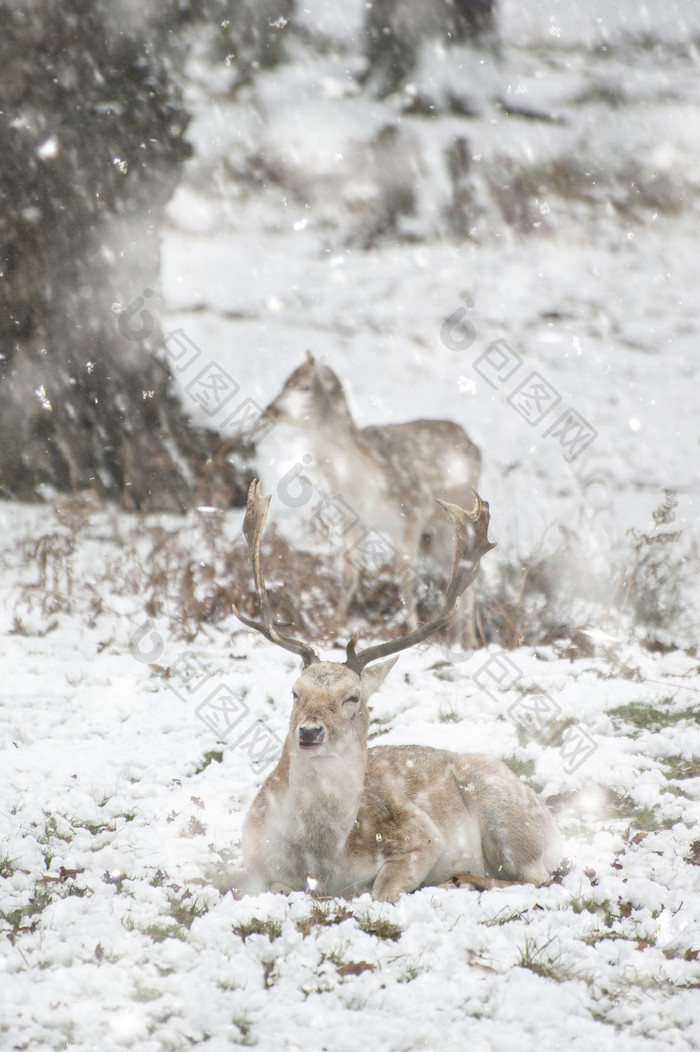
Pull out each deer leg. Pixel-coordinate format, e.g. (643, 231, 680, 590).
(420, 516, 478, 651)
(453, 756, 562, 886)
(370, 814, 443, 902)
(338, 553, 360, 625)
(446, 588, 477, 651)
(397, 523, 426, 632)
(463, 586, 478, 648)
(371, 849, 441, 902)
(398, 555, 418, 631)
(479, 803, 562, 886)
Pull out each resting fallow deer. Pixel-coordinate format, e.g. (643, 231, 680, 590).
(264, 353, 482, 647)
(234, 480, 563, 902)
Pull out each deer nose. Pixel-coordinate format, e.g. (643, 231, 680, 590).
(298, 724, 325, 748)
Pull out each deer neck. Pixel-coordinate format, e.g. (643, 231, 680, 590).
(304, 407, 386, 503)
(284, 737, 367, 852)
(307, 403, 359, 452)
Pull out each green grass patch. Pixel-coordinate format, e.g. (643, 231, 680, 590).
(663, 757, 700, 780)
(606, 790, 676, 831)
(123, 917, 183, 943)
(232, 916, 283, 941)
(168, 892, 208, 929)
(609, 701, 699, 735)
(296, 901, 353, 937)
(0, 853, 17, 879)
(195, 750, 224, 773)
(483, 907, 528, 926)
(570, 896, 609, 921)
(517, 937, 577, 981)
(1, 870, 92, 936)
(355, 913, 403, 941)
(502, 756, 536, 779)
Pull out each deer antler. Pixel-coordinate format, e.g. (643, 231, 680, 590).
(344, 491, 495, 672)
(232, 479, 319, 667)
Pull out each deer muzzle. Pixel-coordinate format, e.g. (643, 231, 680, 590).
(297, 724, 326, 750)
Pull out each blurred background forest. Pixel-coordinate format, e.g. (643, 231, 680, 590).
(1, 0, 699, 648)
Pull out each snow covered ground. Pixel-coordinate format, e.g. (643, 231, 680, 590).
(2, 562, 700, 1051)
(2, 1, 700, 1048)
(1, 582, 700, 1050)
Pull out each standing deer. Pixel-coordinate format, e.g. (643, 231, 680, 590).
(264, 353, 482, 648)
(234, 480, 563, 902)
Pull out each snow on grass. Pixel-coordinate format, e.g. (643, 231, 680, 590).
(1, 515, 699, 1050)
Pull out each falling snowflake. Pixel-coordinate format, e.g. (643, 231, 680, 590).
(35, 385, 52, 411)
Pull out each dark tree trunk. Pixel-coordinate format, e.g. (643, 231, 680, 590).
(362, 0, 497, 98)
(0, 0, 245, 511)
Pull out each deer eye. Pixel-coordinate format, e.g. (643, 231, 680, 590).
(292, 691, 300, 703)
(343, 694, 360, 706)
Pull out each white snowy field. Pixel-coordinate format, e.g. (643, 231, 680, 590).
(1, 564, 700, 1050)
(3, 0, 700, 1049)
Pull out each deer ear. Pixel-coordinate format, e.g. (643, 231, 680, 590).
(360, 656, 399, 698)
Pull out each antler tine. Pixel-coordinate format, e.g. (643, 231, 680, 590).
(433, 491, 496, 613)
(345, 490, 495, 672)
(232, 479, 319, 667)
